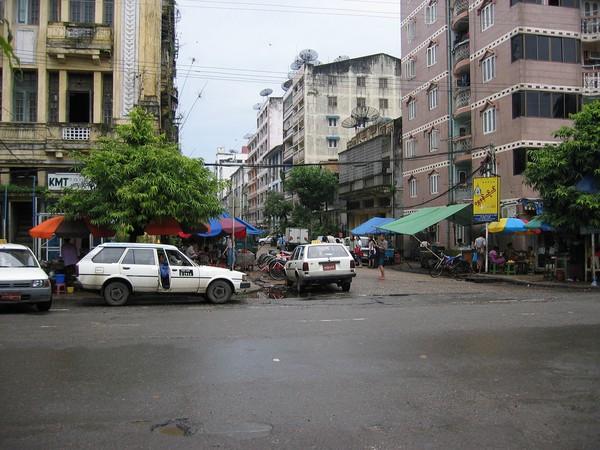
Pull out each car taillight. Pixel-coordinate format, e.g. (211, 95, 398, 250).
(350, 260, 355, 269)
(302, 262, 309, 271)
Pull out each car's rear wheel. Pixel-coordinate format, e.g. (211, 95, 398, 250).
(104, 281, 130, 306)
(296, 278, 306, 294)
(341, 280, 351, 292)
(206, 280, 233, 304)
(36, 299, 52, 312)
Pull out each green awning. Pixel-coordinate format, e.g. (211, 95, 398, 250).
(379, 204, 473, 235)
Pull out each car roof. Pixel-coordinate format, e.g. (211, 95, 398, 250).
(98, 242, 179, 250)
(0, 243, 33, 251)
(300, 243, 346, 248)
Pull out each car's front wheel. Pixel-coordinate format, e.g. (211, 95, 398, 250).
(36, 299, 52, 312)
(206, 280, 233, 304)
(104, 281, 130, 306)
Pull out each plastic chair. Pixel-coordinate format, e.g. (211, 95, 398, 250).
(489, 263, 501, 274)
(505, 262, 516, 275)
(55, 283, 67, 294)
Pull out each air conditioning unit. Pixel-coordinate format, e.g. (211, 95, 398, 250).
(589, 51, 600, 60)
(501, 204, 516, 218)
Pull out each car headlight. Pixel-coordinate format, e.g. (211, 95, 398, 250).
(32, 279, 50, 288)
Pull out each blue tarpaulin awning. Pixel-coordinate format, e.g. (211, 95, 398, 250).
(350, 217, 396, 236)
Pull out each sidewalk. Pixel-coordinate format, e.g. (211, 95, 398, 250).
(253, 245, 598, 295)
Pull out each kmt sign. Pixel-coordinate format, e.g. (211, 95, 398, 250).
(47, 173, 89, 191)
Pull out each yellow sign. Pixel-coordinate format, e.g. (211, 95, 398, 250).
(472, 176, 500, 222)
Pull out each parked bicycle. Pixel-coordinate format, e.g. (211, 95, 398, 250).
(428, 251, 473, 278)
(256, 252, 288, 281)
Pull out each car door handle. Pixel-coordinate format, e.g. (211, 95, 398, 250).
(122, 266, 131, 270)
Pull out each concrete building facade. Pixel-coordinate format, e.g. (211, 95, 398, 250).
(0, 0, 178, 245)
(282, 53, 402, 168)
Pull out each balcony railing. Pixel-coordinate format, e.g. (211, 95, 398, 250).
(453, 136, 472, 153)
(453, 0, 468, 17)
(454, 186, 472, 202)
(582, 16, 600, 35)
(454, 88, 471, 110)
(582, 65, 600, 91)
(453, 40, 470, 66)
(47, 23, 112, 59)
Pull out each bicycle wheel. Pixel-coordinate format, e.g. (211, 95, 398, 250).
(428, 258, 444, 277)
(454, 259, 473, 278)
(269, 260, 286, 280)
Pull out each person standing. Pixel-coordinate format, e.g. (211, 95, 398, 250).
(368, 236, 376, 268)
(377, 235, 389, 280)
(474, 231, 487, 273)
(61, 238, 78, 284)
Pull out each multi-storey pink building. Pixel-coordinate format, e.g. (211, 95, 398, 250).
(400, 0, 592, 250)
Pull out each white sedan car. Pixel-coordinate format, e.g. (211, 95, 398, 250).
(0, 243, 52, 311)
(284, 243, 356, 293)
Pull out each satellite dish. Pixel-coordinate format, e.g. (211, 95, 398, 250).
(299, 49, 319, 63)
(312, 60, 322, 66)
(243, 133, 253, 139)
(341, 117, 358, 129)
(334, 55, 350, 62)
(287, 71, 297, 79)
(290, 59, 303, 71)
(281, 79, 292, 91)
(253, 103, 261, 110)
(342, 106, 381, 129)
(260, 88, 273, 97)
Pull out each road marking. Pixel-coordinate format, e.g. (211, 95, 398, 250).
(40, 325, 57, 328)
(299, 318, 366, 323)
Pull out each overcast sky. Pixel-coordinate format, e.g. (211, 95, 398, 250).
(174, 0, 401, 163)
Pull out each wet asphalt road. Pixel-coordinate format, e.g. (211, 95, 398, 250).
(1, 281, 599, 449)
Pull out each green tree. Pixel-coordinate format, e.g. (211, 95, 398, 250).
(263, 190, 293, 231)
(285, 166, 338, 212)
(525, 101, 600, 230)
(52, 107, 224, 240)
(0, 20, 19, 69)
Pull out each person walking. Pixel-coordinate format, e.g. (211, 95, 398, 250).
(368, 236, 376, 268)
(377, 235, 389, 280)
(474, 230, 487, 273)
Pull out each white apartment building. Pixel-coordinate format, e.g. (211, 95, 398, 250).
(246, 97, 283, 228)
(282, 53, 402, 167)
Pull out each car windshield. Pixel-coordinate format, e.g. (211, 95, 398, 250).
(0, 249, 39, 268)
(307, 245, 348, 259)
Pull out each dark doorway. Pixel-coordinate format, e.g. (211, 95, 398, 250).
(69, 92, 91, 123)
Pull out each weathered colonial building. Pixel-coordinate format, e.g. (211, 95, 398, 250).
(0, 0, 177, 245)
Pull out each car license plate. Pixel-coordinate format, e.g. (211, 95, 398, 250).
(322, 263, 335, 271)
(1, 292, 21, 301)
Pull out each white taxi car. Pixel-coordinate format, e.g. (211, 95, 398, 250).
(284, 243, 356, 293)
(77, 243, 251, 306)
(0, 243, 52, 311)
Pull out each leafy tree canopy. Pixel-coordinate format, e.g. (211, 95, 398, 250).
(285, 166, 338, 212)
(263, 190, 293, 232)
(52, 107, 224, 239)
(525, 101, 600, 230)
